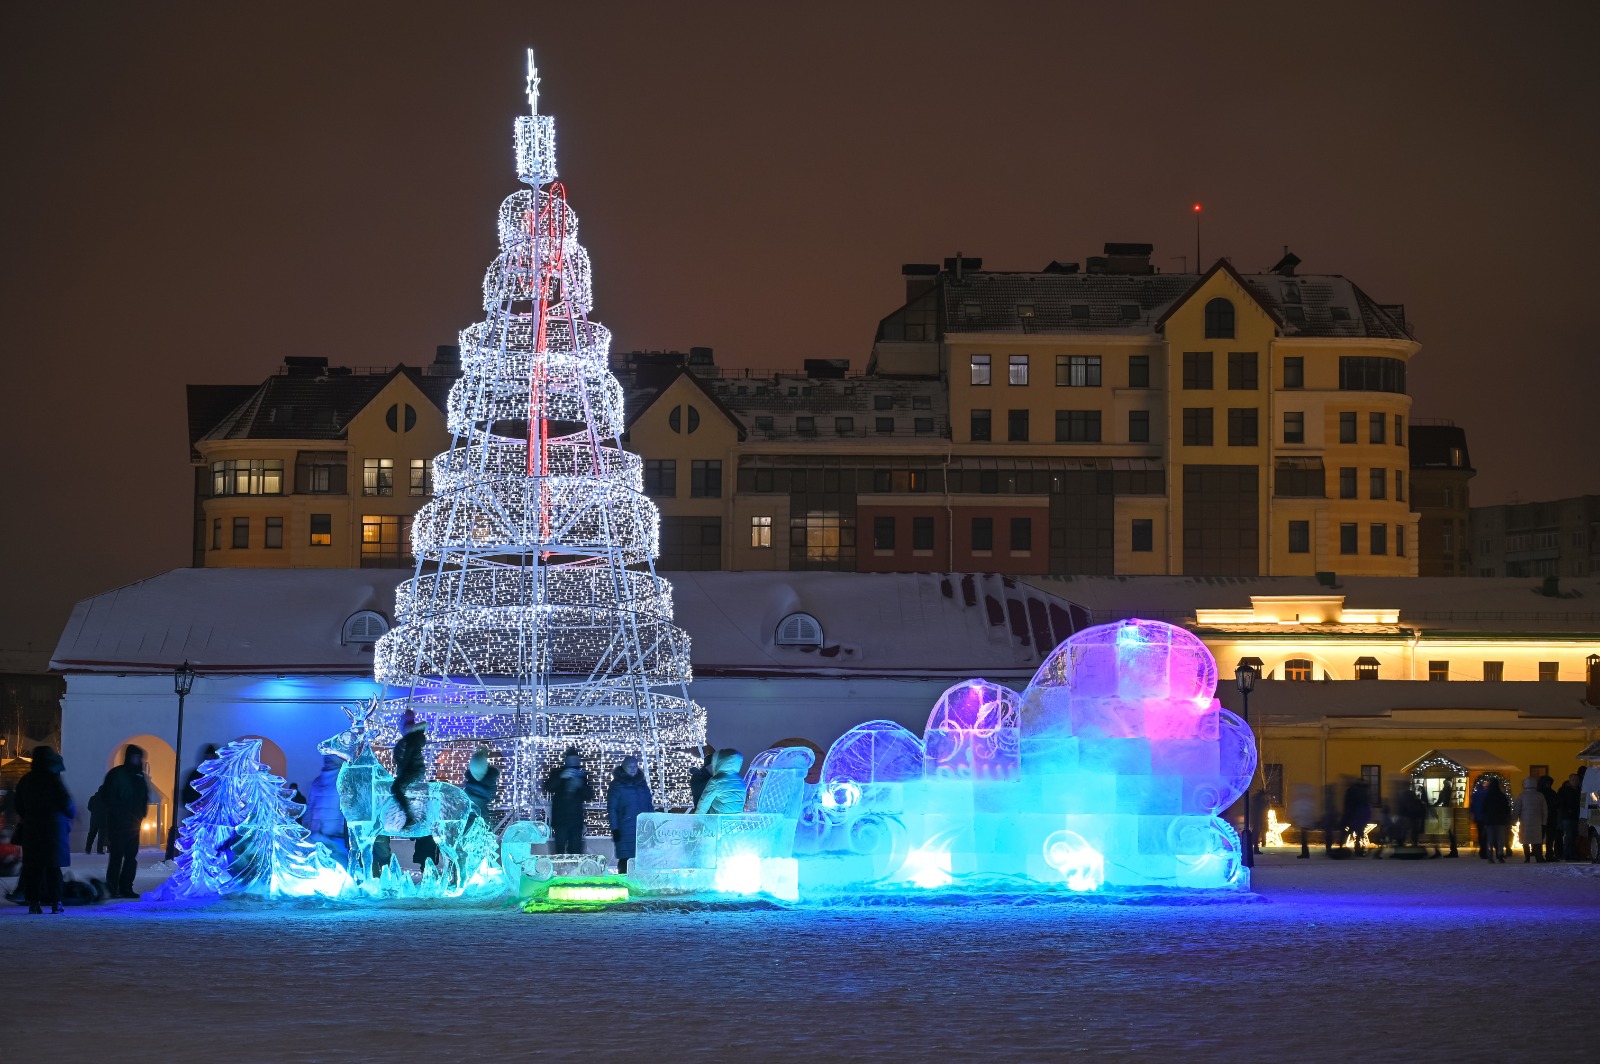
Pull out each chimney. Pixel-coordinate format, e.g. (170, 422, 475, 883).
(941, 255, 983, 282)
(283, 356, 329, 377)
(901, 263, 939, 302)
(433, 344, 460, 367)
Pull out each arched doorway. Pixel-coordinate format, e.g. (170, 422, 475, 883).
(105, 734, 175, 849)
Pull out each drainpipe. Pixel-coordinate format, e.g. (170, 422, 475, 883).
(943, 436, 955, 571)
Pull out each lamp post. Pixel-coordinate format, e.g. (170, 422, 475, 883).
(1235, 662, 1258, 869)
(166, 661, 197, 860)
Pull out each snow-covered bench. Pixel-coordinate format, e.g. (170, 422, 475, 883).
(629, 746, 814, 900)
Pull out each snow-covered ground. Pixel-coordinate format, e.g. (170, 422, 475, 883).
(6, 850, 1597, 1063)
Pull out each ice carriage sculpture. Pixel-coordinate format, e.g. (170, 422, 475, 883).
(630, 746, 815, 900)
(799, 619, 1256, 894)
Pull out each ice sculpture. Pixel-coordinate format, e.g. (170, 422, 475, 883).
(629, 746, 814, 901)
(319, 702, 486, 894)
(924, 680, 1022, 781)
(797, 619, 1254, 894)
(150, 739, 349, 901)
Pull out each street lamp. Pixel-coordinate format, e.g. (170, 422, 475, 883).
(1235, 661, 1258, 869)
(167, 661, 197, 859)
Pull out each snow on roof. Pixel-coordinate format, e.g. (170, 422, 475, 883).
(50, 568, 1090, 678)
(1025, 575, 1600, 634)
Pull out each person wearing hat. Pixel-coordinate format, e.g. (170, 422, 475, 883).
(542, 747, 594, 855)
(390, 709, 429, 828)
(14, 746, 76, 914)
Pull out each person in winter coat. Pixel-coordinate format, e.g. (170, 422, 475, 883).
(83, 788, 107, 855)
(606, 757, 654, 873)
(1470, 777, 1492, 859)
(695, 749, 748, 815)
(1480, 778, 1512, 863)
(166, 743, 219, 860)
(1432, 780, 1459, 858)
(390, 709, 428, 827)
(688, 746, 715, 811)
(1557, 774, 1582, 861)
(1341, 779, 1372, 855)
(542, 748, 594, 855)
(1537, 775, 1561, 861)
(98, 744, 150, 898)
(14, 747, 76, 914)
(462, 746, 499, 827)
(1513, 777, 1548, 863)
(304, 753, 348, 864)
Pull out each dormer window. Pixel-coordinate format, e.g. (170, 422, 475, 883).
(1119, 304, 1140, 321)
(341, 610, 389, 647)
(1016, 303, 1035, 320)
(1329, 306, 1351, 321)
(1070, 304, 1091, 320)
(962, 302, 982, 322)
(776, 612, 823, 647)
(1284, 305, 1306, 325)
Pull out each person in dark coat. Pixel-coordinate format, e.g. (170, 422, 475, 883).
(15, 746, 76, 914)
(166, 743, 220, 860)
(462, 746, 499, 826)
(390, 709, 428, 827)
(98, 744, 150, 898)
(1341, 779, 1372, 855)
(607, 756, 654, 874)
(1470, 777, 1491, 859)
(688, 746, 715, 811)
(1480, 778, 1512, 863)
(1537, 775, 1561, 861)
(1432, 779, 1459, 858)
(542, 747, 593, 855)
(1557, 773, 1582, 861)
(84, 788, 107, 855)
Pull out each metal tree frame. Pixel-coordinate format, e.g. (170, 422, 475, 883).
(372, 51, 705, 825)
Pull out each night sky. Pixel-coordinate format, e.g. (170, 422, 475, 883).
(3, 3, 1597, 667)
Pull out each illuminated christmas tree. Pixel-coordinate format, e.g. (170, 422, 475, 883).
(149, 739, 346, 900)
(374, 51, 705, 826)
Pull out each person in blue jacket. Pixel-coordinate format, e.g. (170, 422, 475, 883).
(606, 756, 654, 874)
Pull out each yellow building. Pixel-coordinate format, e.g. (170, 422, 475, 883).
(187, 353, 457, 569)
(621, 245, 1424, 577)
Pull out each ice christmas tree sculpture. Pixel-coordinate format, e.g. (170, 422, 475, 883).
(149, 739, 347, 900)
(373, 51, 705, 820)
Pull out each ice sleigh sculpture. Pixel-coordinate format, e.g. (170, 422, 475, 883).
(636, 619, 1255, 899)
(630, 746, 816, 901)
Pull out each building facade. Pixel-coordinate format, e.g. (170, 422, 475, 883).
(187, 350, 458, 569)
(1408, 421, 1474, 576)
(1472, 494, 1600, 578)
(623, 247, 1423, 577)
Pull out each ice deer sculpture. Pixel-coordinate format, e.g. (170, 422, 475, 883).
(318, 701, 476, 889)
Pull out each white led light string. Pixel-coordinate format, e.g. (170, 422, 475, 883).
(372, 51, 704, 825)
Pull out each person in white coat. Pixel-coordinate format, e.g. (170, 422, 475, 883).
(1512, 777, 1548, 863)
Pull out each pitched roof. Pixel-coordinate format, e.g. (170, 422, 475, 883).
(185, 385, 260, 459)
(878, 261, 1413, 341)
(623, 367, 748, 441)
(197, 366, 455, 442)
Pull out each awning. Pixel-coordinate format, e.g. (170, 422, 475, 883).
(1400, 748, 1522, 777)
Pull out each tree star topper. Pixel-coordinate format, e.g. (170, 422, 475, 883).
(525, 48, 540, 114)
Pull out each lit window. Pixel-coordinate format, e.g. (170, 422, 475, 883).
(750, 515, 772, 549)
(1428, 661, 1449, 681)
(970, 354, 992, 386)
(1285, 659, 1313, 682)
(1355, 657, 1379, 680)
(1056, 355, 1102, 387)
(360, 515, 407, 568)
(362, 458, 394, 497)
(309, 513, 332, 546)
(410, 459, 429, 497)
(341, 610, 389, 646)
(211, 459, 285, 497)
(1008, 355, 1029, 385)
